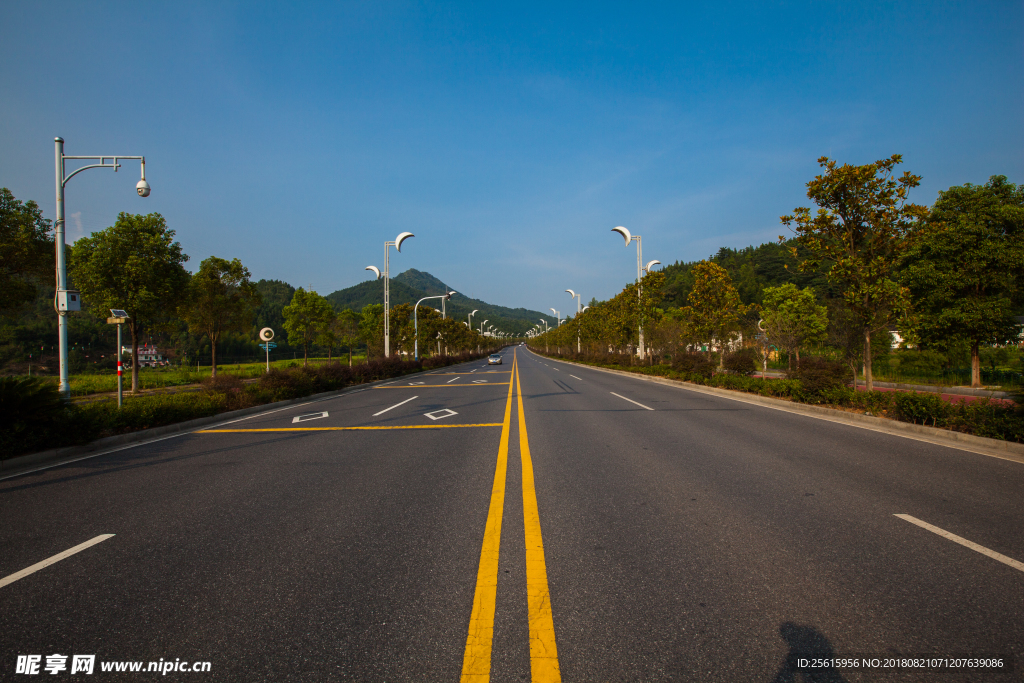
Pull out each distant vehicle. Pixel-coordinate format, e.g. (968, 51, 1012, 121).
(488, 354, 503, 365)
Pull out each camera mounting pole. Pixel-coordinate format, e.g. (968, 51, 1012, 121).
(54, 137, 149, 397)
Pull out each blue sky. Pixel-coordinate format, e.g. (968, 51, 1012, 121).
(1, 1, 1021, 312)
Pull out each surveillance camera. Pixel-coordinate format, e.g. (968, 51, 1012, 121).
(136, 179, 151, 197)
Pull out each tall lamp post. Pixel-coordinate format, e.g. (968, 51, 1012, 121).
(609, 227, 661, 361)
(54, 137, 150, 396)
(468, 309, 478, 331)
(414, 292, 453, 361)
(365, 231, 414, 357)
(566, 289, 581, 353)
(610, 226, 646, 360)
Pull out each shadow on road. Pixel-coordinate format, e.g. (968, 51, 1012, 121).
(771, 622, 847, 683)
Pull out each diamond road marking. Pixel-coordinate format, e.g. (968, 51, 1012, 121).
(425, 408, 458, 421)
(292, 411, 329, 423)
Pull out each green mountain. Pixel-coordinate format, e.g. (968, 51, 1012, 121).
(325, 269, 555, 335)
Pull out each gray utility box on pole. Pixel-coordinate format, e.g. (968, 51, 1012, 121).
(57, 290, 81, 312)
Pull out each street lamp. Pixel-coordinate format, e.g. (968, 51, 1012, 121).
(53, 137, 149, 396)
(468, 309, 478, 330)
(414, 291, 452, 361)
(611, 226, 654, 360)
(566, 289, 582, 353)
(549, 308, 561, 326)
(364, 231, 414, 357)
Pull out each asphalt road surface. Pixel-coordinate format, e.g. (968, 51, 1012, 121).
(2, 348, 1022, 681)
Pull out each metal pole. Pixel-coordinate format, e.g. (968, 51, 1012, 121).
(266, 343, 270, 373)
(117, 323, 123, 408)
(636, 235, 644, 361)
(55, 137, 70, 396)
(384, 242, 390, 357)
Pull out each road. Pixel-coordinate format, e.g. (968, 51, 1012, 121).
(1, 348, 1022, 681)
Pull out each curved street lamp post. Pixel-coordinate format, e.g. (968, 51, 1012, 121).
(610, 227, 660, 361)
(566, 289, 582, 353)
(365, 232, 413, 357)
(414, 292, 453, 361)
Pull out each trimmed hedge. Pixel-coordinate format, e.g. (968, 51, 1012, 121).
(1, 351, 497, 460)
(532, 349, 1024, 443)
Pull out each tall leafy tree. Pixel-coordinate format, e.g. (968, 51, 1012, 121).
(782, 155, 927, 390)
(315, 308, 341, 362)
(680, 260, 748, 367)
(68, 212, 189, 392)
(180, 257, 261, 377)
(761, 284, 828, 371)
(901, 176, 1024, 387)
(283, 288, 334, 365)
(0, 188, 53, 316)
(359, 304, 384, 358)
(335, 309, 362, 366)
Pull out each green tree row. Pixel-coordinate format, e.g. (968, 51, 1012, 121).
(532, 158, 1023, 390)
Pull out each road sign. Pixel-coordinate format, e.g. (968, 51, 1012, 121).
(260, 342, 277, 350)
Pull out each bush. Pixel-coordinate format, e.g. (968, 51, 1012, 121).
(3, 351, 496, 460)
(723, 349, 757, 375)
(791, 357, 850, 400)
(672, 353, 714, 379)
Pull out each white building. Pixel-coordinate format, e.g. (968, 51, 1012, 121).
(121, 343, 170, 367)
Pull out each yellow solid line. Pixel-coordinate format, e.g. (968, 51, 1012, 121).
(374, 383, 512, 388)
(516, 351, 562, 682)
(428, 372, 512, 375)
(198, 424, 502, 433)
(461, 355, 517, 681)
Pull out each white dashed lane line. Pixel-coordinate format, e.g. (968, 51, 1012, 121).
(569, 375, 582, 380)
(1, 535, 115, 590)
(610, 392, 654, 411)
(894, 514, 1024, 573)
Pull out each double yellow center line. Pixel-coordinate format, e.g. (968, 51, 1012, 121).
(461, 351, 561, 682)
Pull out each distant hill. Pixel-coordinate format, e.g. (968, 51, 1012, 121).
(325, 269, 555, 335)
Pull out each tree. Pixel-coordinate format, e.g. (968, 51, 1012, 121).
(68, 212, 189, 393)
(315, 308, 341, 362)
(0, 188, 53, 316)
(179, 256, 261, 377)
(901, 176, 1024, 387)
(681, 260, 748, 368)
(782, 155, 927, 390)
(761, 284, 828, 372)
(359, 304, 384, 358)
(335, 309, 361, 366)
(282, 288, 334, 365)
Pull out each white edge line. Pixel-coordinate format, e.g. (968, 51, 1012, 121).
(610, 392, 654, 411)
(0, 534, 115, 589)
(373, 395, 419, 417)
(894, 514, 1024, 573)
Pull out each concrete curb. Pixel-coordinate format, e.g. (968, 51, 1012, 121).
(533, 352, 1024, 465)
(1, 366, 444, 480)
